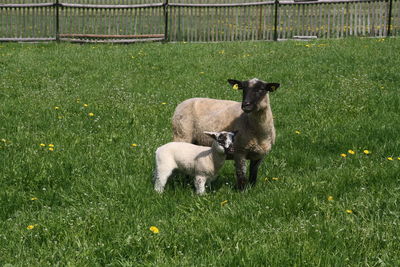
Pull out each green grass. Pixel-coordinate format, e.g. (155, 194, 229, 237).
(1, 38, 400, 266)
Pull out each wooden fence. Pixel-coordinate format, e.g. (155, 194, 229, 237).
(0, 0, 399, 42)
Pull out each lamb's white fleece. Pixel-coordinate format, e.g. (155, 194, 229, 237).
(154, 139, 227, 195)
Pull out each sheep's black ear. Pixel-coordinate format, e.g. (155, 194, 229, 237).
(228, 79, 244, 90)
(203, 131, 218, 140)
(231, 130, 239, 141)
(265, 83, 280, 92)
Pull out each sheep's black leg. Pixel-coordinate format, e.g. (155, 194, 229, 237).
(249, 158, 263, 185)
(234, 157, 247, 191)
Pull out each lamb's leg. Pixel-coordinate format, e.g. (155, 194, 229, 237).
(249, 158, 263, 185)
(154, 166, 174, 193)
(234, 156, 247, 191)
(194, 175, 207, 195)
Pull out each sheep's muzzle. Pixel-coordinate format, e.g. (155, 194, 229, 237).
(225, 146, 235, 154)
(241, 104, 254, 113)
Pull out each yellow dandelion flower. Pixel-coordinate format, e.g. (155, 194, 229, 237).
(40, 143, 46, 147)
(31, 197, 38, 201)
(387, 157, 393, 161)
(363, 150, 371, 155)
(295, 130, 301, 134)
(345, 209, 353, 214)
(88, 113, 95, 117)
(327, 196, 334, 201)
(220, 200, 228, 206)
(76, 98, 81, 103)
(340, 153, 347, 158)
(49, 147, 54, 152)
(348, 149, 356, 155)
(83, 104, 89, 107)
(1, 138, 6, 143)
(232, 84, 239, 90)
(27, 224, 38, 230)
(199, 72, 205, 75)
(149, 226, 159, 234)
(272, 177, 279, 181)
(161, 102, 167, 105)
(54, 106, 60, 110)
(131, 143, 138, 147)
(219, 50, 225, 54)
(397, 157, 400, 161)
(48, 144, 54, 148)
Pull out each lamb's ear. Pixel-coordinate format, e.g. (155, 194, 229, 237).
(265, 83, 280, 92)
(203, 131, 219, 140)
(228, 79, 244, 90)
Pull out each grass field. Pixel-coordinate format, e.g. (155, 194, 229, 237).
(1, 38, 400, 266)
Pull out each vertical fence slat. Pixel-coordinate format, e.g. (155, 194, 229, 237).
(279, 5, 283, 39)
(360, 2, 364, 36)
(319, 4, 323, 38)
(239, 5, 243, 41)
(348, 2, 352, 36)
(380, 1, 384, 36)
(312, 4, 316, 37)
(367, 2, 370, 36)
(338, 3, 342, 37)
(307, 4, 311, 37)
(371, 0, 376, 36)
(195, 6, 199, 42)
(224, 6, 228, 42)
(40, 7, 44, 38)
(360, 2, 363, 36)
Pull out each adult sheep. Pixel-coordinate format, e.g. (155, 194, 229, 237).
(172, 78, 280, 190)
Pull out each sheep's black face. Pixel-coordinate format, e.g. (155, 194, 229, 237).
(228, 78, 280, 113)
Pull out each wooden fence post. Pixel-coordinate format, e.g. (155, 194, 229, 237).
(164, 0, 169, 42)
(55, 0, 60, 42)
(387, 0, 393, 37)
(274, 0, 279, 41)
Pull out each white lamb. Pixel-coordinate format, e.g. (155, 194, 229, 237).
(154, 131, 237, 195)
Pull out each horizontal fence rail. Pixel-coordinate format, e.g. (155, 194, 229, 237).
(0, 0, 399, 43)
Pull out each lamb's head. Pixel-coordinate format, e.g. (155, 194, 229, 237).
(228, 78, 280, 113)
(204, 131, 238, 155)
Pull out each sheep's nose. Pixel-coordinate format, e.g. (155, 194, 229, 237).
(242, 102, 253, 112)
(242, 102, 251, 108)
(225, 147, 235, 154)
